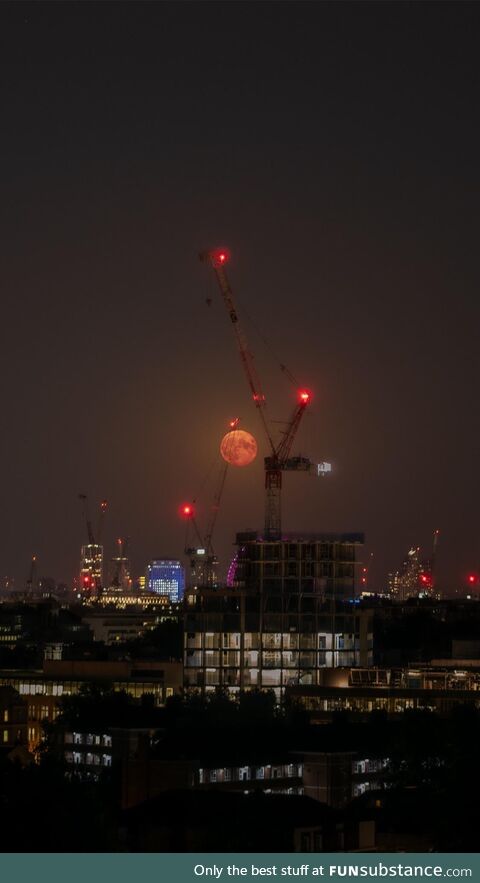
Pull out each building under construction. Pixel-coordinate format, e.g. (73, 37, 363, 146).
(183, 251, 371, 700)
(184, 528, 371, 701)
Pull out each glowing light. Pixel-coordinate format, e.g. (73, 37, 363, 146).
(211, 248, 230, 267)
(180, 503, 194, 519)
(468, 574, 477, 584)
(298, 389, 311, 405)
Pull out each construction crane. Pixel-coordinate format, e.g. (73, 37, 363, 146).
(78, 495, 108, 595)
(200, 248, 312, 540)
(181, 418, 240, 587)
(431, 529, 440, 593)
(26, 555, 37, 593)
(111, 537, 130, 591)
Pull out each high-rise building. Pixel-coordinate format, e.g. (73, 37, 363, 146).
(80, 544, 103, 596)
(184, 531, 372, 701)
(388, 546, 433, 600)
(147, 559, 185, 601)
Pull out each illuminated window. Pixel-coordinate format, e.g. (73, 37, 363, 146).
(3, 710, 8, 723)
(3, 730, 8, 743)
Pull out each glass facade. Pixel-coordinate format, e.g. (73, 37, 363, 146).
(147, 559, 185, 601)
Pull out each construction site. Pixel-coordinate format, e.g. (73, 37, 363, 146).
(170, 249, 370, 700)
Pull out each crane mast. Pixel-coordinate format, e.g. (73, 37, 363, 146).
(200, 249, 312, 540)
(26, 555, 37, 594)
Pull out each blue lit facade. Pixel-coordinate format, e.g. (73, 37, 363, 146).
(146, 559, 184, 601)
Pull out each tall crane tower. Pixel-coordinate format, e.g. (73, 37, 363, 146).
(110, 537, 130, 592)
(26, 555, 37, 594)
(200, 249, 312, 540)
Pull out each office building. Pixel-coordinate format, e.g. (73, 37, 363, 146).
(146, 559, 185, 601)
(80, 544, 103, 596)
(388, 546, 433, 600)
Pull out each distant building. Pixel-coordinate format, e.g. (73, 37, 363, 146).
(388, 546, 433, 600)
(147, 559, 184, 601)
(80, 544, 103, 596)
(0, 658, 183, 751)
(109, 539, 131, 592)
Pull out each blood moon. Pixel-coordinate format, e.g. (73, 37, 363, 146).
(220, 429, 257, 467)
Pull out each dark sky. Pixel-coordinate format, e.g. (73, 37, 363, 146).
(1, 1, 479, 592)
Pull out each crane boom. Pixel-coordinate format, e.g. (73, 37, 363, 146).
(201, 248, 312, 540)
(199, 250, 275, 454)
(78, 494, 95, 545)
(26, 555, 37, 593)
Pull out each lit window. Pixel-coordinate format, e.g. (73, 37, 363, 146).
(3, 730, 8, 743)
(3, 710, 8, 723)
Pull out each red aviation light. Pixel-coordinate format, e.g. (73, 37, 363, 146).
(468, 574, 477, 584)
(298, 389, 311, 405)
(180, 503, 194, 520)
(211, 248, 230, 268)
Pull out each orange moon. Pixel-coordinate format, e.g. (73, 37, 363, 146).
(220, 430, 258, 467)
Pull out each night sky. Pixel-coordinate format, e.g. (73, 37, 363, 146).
(1, 2, 479, 591)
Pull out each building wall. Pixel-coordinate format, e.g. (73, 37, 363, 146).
(234, 534, 363, 600)
(184, 590, 373, 701)
(0, 687, 28, 748)
(0, 660, 183, 750)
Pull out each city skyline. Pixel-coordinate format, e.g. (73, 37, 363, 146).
(1, 3, 479, 590)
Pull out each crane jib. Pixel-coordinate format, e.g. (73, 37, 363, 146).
(202, 247, 310, 540)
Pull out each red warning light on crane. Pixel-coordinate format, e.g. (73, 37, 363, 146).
(298, 389, 311, 405)
(180, 503, 194, 519)
(468, 574, 477, 585)
(211, 248, 230, 268)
